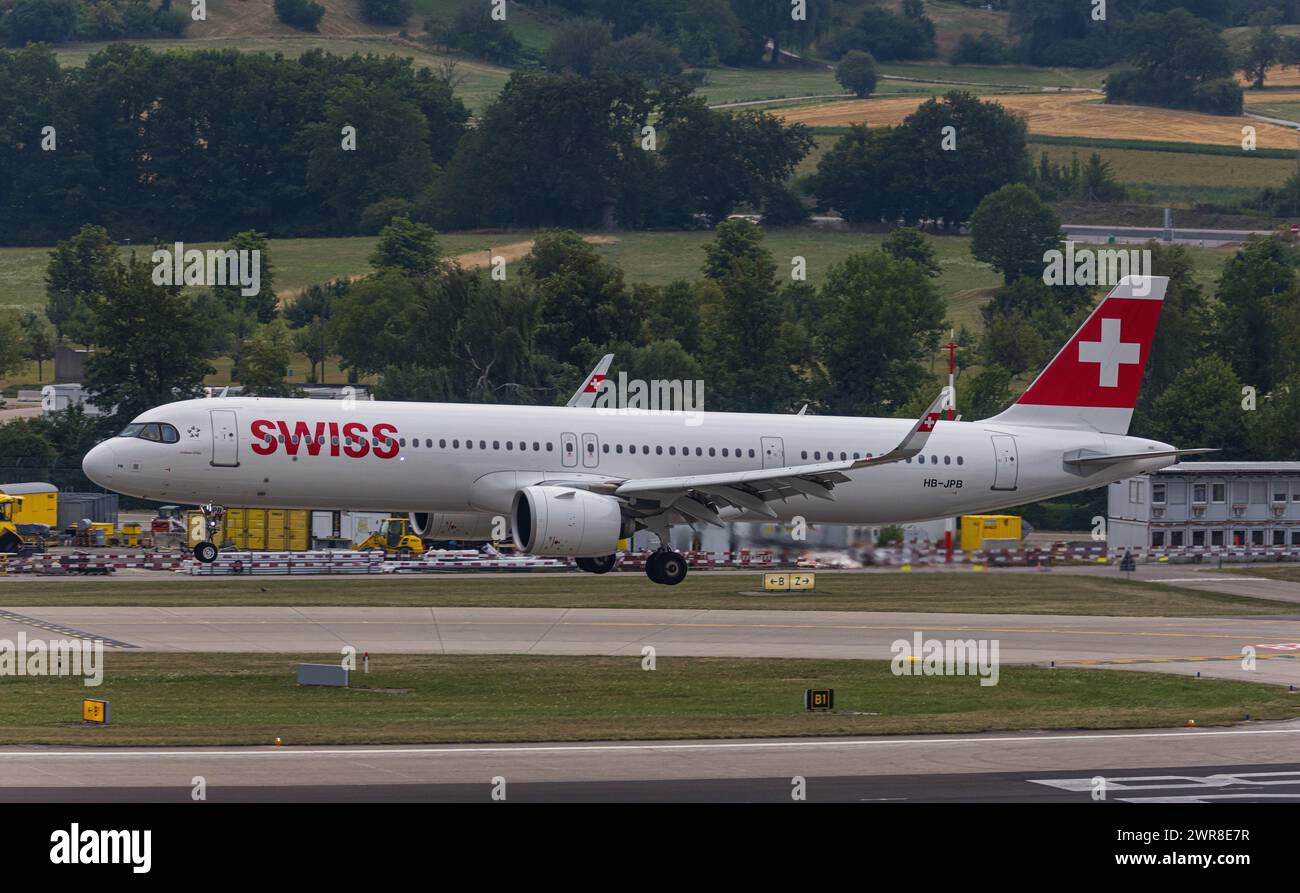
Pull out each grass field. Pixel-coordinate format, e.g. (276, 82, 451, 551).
(1, 570, 1288, 615)
(1223, 566, 1300, 584)
(1, 651, 1292, 746)
(1033, 143, 1298, 190)
(0, 228, 1001, 332)
(878, 61, 1108, 90)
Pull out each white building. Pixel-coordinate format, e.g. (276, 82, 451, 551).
(1108, 462, 1300, 551)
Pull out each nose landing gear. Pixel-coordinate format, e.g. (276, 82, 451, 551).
(192, 502, 225, 564)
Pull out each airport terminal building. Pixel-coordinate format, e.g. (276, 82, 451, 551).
(1108, 462, 1300, 552)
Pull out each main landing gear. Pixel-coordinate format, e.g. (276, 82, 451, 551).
(645, 550, 688, 586)
(575, 554, 617, 574)
(192, 502, 225, 564)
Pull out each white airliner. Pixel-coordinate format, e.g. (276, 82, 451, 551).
(83, 276, 1209, 585)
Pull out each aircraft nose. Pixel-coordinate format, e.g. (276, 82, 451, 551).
(82, 441, 116, 487)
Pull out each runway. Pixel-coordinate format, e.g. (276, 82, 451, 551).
(3, 724, 1299, 801)
(3, 605, 1300, 684)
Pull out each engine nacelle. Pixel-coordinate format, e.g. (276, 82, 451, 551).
(408, 511, 507, 542)
(511, 486, 623, 558)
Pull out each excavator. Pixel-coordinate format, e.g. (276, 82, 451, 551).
(0, 495, 48, 555)
(353, 517, 426, 558)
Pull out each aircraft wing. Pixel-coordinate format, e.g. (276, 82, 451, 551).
(611, 388, 952, 524)
(566, 354, 614, 408)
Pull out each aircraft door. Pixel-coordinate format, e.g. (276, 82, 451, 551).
(210, 410, 239, 467)
(581, 433, 600, 468)
(990, 434, 1018, 491)
(761, 436, 785, 469)
(561, 432, 578, 468)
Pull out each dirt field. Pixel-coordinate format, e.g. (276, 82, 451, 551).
(196, 0, 392, 39)
(779, 92, 1299, 149)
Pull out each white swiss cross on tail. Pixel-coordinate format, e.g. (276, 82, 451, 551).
(1077, 318, 1140, 388)
(987, 275, 1169, 436)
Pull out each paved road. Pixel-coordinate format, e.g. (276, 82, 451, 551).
(3, 605, 1299, 684)
(3, 725, 1298, 802)
(8, 561, 1299, 604)
(1062, 224, 1272, 247)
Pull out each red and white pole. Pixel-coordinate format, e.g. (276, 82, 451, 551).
(944, 335, 957, 564)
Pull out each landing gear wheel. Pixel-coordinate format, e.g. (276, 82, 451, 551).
(576, 554, 617, 574)
(194, 541, 218, 564)
(646, 550, 687, 586)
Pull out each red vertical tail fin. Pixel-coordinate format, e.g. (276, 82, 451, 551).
(986, 275, 1168, 434)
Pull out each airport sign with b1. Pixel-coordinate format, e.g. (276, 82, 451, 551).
(82, 699, 109, 724)
(763, 572, 815, 592)
(805, 689, 834, 711)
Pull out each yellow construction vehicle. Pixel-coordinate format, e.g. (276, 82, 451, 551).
(354, 517, 426, 557)
(0, 495, 49, 555)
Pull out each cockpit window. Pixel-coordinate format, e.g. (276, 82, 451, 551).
(117, 422, 179, 443)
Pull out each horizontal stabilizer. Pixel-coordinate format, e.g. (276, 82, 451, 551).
(1062, 447, 1217, 467)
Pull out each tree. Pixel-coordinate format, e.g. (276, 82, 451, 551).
(657, 85, 813, 224)
(1247, 374, 1300, 460)
(330, 271, 423, 377)
(544, 18, 613, 77)
(241, 320, 297, 396)
(835, 50, 878, 98)
(1240, 14, 1283, 88)
(434, 73, 656, 229)
(274, 0, 324, 31)
(285, 279, 346, 383)
(359, 0, 409, 26)
(699, 250, 802, 413)
(882, 227, 940, 277)
(702, 218, 769, 280)
(306, 80, 440, 230)
(824, 4, 936, 62)
(45, 224, 117, 343)
(812, 250, 947, 416)
(1142, 355, 1248, 457)
(370, 216, 444, 278)
(5, 0, 76, 46)
(1106, 10, 1242, 114)
(81, 255, 215, 424)
(951, 32, 1010, 65)
(1135, 241, 1210, 408)
(809, 125, 895, 224)
(960, 364, 1013, 421)
(441, 2, 521, 63)
(1214, 235, 1300, 393)
(19, 312, 54, 381)
(969, 184, 1062, 285)
(526, 230, 643, 369)
(0, 314, 28, 378)
(731, 0, 832, 66)
(812, 93, 1032, 227)
(594, 34, 683, 86)
(980, 309, 1047, 377)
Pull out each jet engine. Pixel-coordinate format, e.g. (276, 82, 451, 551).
(511, 486, 624, 557)
(408, 511, 506, 542)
